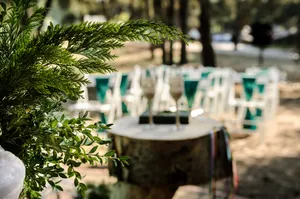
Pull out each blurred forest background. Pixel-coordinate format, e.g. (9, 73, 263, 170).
(30, 0, 300, 70)
(11, 1, 300, 198)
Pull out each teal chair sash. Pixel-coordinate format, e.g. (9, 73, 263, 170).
(184, 80, 199, 109)
(256, 83, 266, 117)
(96, 77, 110, 103)
(146, 69, 151, 77)
(182, 73, 189, 80)
(242, 75, 257, 130)
(211, 77, 216, 86)
(242, 76, 256, 101)
(201, 71, 211, 78)
(244, 109, 257, 130)
(257, 83, 265, 94)
(120, 74, 129, 113)
(96, 76, 110, 124)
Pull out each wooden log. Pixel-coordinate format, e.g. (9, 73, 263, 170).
(108, 117, 233, 199)
(110, 182, 177, 199)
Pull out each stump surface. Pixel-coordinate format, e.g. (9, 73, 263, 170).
(108, 116, 233, 199)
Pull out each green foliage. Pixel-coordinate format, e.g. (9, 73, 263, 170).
(0, 0, 188, 198)
(75, 183, 111, 199)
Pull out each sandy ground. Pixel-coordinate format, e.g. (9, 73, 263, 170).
(231, 82, 300, 199)
(44, 43, 300, 199)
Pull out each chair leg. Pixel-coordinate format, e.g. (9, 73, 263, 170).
(107, 104, 116, 124)
(116, 101, 122, 119)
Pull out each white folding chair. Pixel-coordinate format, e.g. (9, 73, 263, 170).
(226, 72, 270, 138)
(123, 65, 144, 116)
(68, 73, 122, 124)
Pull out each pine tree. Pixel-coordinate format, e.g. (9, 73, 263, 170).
(0, 0, 188, 197)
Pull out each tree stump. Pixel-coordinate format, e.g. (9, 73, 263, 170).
(108, 116, 232, 199)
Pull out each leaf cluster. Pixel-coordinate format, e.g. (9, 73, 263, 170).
(74, 183, 111, 199)
(0, 0, 187, 198)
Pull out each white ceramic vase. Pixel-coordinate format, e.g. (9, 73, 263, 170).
(0, 146, 25, 199)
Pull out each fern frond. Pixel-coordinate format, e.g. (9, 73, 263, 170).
(13, 7, 45, 49)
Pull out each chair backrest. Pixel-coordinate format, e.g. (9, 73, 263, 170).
(95, 75, 111, 103)
(129, 65, 142, 93)
(112, 72, 122, 99)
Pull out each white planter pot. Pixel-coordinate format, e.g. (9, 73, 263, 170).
(0, 146, 25, 199)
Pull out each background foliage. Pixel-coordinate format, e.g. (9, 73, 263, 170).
(48, 0, 300, 66)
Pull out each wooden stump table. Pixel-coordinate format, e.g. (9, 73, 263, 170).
(108, 116, 233, 199)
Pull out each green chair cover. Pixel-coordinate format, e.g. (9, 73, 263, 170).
(219, 76, 223, 85)
(120, 74, 129, 113)
(146, 69, 151, 77)
(257, 83, 265, 94)
(211, 77, 216, 86)
(96, 77, 110, 104)
(184, 80, 199, 109)
(242, 76, 256, 101)
(256, 83, 265, 117)
(96, 77, 110, 125)
(182, 73, 189, 80)
(243, 108, 257, 130)
(242, 75, 257, 130)
(258, 68, 269, 76)
(201, 71, 212, 79)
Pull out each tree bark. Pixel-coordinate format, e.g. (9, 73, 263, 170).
(166, 0, 175, 65)
(153, 0, 167, 64)
(296, 16, 300, 57)
(232, 0, 242, 51)
(258, 47, 264, 66)
(129, 0, 138, 19)
(147, 0, 156, 60)
(111, 182, 177, 199)
(108, 129, 232, 187)
(180, 0, 188, 64)
(199, 0, 216, 67)
(37, 0, 53, 34)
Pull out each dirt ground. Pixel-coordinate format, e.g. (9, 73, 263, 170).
(49, 43, 300, 199)
(231, 83, 300, 199)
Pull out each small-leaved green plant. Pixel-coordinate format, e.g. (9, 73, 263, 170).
(0, 0, 188, 198)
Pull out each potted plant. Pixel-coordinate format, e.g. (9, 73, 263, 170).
(0, 0, 188, 198)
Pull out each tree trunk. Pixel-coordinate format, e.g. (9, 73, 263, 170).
(154, 0, 167, 64)
(129, 0, 137, 19)
(199, 0, 216, 67)
(37, 0, 53, 34)
(296, 16, 300, 57)
(58, 0, 70, 9)
(232, 0, 242, 51)
(258, 47, 264, 66)
(180, 0, 188, 64)
(108, 127, 233, 189)
(166, 0, 175, 65)
(147, 0, 155, 60)
(111, 182, 177, 199)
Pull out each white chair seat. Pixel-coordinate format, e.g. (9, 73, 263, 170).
(68, 101, 111, 112)
(123, 94, 135, 102)
(229, 99, 265, 108)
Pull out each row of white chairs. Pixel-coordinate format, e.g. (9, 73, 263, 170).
(225, 66, 281, 136)
(67, 65, 145, 124)
(67, 65, 281, 135)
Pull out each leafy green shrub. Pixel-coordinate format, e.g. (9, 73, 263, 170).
(74, 184, 111, 199)
(0, 0, 188, 198)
